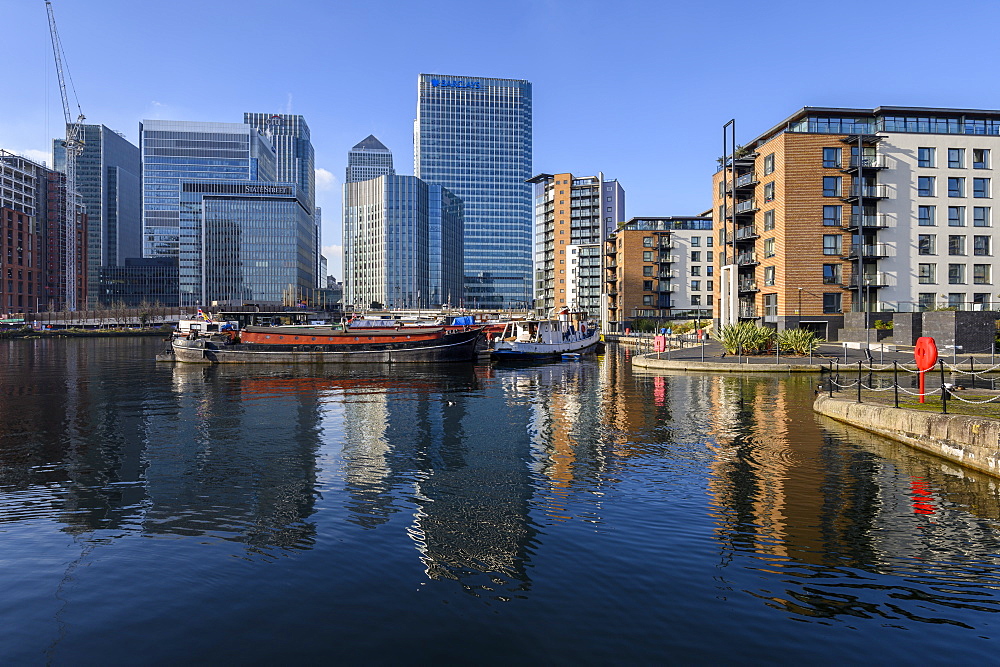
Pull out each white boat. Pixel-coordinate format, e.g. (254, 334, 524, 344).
(491, 309, 599, 359)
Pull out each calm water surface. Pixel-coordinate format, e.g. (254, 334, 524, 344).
(2, 337, 1000, 663)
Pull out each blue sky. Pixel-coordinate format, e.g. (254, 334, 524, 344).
(3, 0, 999, 279)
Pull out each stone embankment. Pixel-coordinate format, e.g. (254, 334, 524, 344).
(814, 395, 1000, 478)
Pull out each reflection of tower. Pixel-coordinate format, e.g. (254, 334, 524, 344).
(341, 391, 394, 528)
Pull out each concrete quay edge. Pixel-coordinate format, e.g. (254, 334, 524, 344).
(814, 395, 1000, 479)
(632, 354, 824, 373)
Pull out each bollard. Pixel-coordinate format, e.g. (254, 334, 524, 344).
(893, 361, 899, 408)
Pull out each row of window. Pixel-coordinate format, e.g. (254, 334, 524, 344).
(917, 176, 991, 197)
(917, 234, 992, 255)
(918, 263, 993, 284)
(918, 147, 991, 169)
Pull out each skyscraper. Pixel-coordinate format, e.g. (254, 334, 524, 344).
(243, 113, 322, 289)
(415, 73, 532, 309)
(54, 125, 141, 307)
(343, 175, 462, 310)
(346, 135, 395, 183)
(140, 119, 315, 307)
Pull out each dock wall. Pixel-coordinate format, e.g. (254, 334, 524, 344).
(814, 395, 1000, 478)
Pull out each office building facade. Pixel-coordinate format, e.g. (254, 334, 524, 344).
(528, 172, 624, 317)
(346, 135, 395, 183)
(343, 175, 462, 310)
(141, 119, 315, 307)
(54, 124, 141, 307)
(715, 106, 1000, 338)
(415, 73, 532, 309)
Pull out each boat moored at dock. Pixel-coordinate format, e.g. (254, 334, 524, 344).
(491, 309, 599, 360)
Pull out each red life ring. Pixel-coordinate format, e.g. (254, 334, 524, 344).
(914, 337, 938, 371)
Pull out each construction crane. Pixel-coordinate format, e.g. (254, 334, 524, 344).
(45, 0, 85, 311)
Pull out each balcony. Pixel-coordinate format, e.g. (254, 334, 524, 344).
(848, 272, 893, 289)
(656, 283, 678, 293)
(606, 261, 618, 269)
(842, 184, 889, 202)
(655, 254, 679, 264)
(846, 213, 891, 230)
(736, 251, 758, 266)
(846, 243, 891, 259)
(726, 171, 758, 195)
(738, 280, 759, 293)
(734, 225, 759, 242)
(734, 198, 758, 215)
(739, 308, 760, 319)
(841, 155, 888, 173)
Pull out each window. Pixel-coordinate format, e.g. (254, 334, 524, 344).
(974, 207, 992, 227)
(764, 266, 775, 286)
(823, 234, 842, 255)
(948, 206, 966, 226)
(948, 148, 965, 168)
(823, 205, 842, 226)
(643, 266, 653, 276)
(643, 280, 653, 291)
(918, 234, 936, 255)
(691, 251, 701, 262)
(690, 236, 701, 247)
(643, 251, 653, 261)
(823, 176, 841, 197)
(691, 295, 702, 306)
(948, 264, 966, 284)
(974, 264, 992, 284)
(690, 280, 701, 291)
(823, 264, 841, 284)
(643, 295, 654, 306)
(949, 235, 966, 255)
(763, 153, 775, 175)
(974, 235, 991, 255)
(949, 177, 965, 197)
(690, 266, 701, 276)
(707, 295, 714, 306)
(706, 251, 714, 262)
(760, 238, 773, 258)
(764, 209, 775, 230)
(707, 280, 714, 291)
(918, 205, 936, 226)
(823, 293, 842, 314)
(918, 263, 936, 284)
(918, 293, 936, 310)
(643, 236, 654, 247)
(974, 148, 990, 169)
(974, 293, 990, 307)
(918, 176, 935, 197)
(706, 237, 713, 247)
(918, 147, 935, 168)
(823, 147, 842, 168)
(764, 293, 778, 318)
(763, 181, 775, 202)
(974, 178, 991, 198)
(948, 293, 964, 309)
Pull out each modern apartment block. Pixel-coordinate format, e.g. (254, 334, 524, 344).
(528, 172, 624, 317)
(603, 216, 713, 331)
(343, 174, 463, 309)
(345, 135, 395, 184)
(54, 125, 140, 307)
(715, 107, 1000, 338)
(140, 119, 315, 307)
(1, 149, 86, 314)
(415, 73, 532, 309)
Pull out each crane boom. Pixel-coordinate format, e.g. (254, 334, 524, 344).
(45, 0, 84, 311)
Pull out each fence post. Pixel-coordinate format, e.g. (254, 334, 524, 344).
(969, 356, 975, 390)
(893, 361, 899, 408)
(940, 359, 948, 414)
(829, 364, 834, 398)
(857, 360, 863, 403)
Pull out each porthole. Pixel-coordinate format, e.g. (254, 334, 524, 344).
(311, 337, 316, 341)
(265, 335, 270, 339)
(279, 336, 284, 340)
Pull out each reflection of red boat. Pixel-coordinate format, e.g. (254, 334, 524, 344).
(172, 325, 484, 364)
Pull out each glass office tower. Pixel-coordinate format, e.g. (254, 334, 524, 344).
(140, 119, 313, 307)
(415, 73, 532, 309)
(54, 124, 141, 307)
(343, 175, 462, 310)
(346, 135, 395, 183)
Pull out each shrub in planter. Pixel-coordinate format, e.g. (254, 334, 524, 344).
(776, 328, 824, 354)
(715, 322, 774, 355)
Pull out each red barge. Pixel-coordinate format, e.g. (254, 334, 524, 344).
(171, 324, 484, 364)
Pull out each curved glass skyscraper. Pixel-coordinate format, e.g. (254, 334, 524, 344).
(415, 74, 532, 309)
